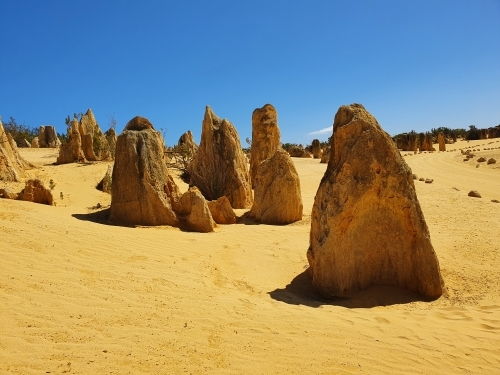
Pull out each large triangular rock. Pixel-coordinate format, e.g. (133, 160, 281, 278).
(250, 104, 281, 187)
(110, 116, 215, 232)
(249, 148, 303, 224)
(307, 104, 443, 299)
(0, 120, 34, 181)
(187, 106, 252, 208)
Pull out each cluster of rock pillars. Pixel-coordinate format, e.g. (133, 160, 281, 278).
(0, 104, 443, 299)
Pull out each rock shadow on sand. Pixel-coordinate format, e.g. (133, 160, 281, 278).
(269, 269, 431, 308)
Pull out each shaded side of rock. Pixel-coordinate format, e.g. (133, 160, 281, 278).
(96, 165, 113, 194)
(468, 190, 481, 198)
(320, 146, 330, 163)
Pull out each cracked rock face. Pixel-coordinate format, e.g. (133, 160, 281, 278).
(250, 104, 281, 188)
(249, 148, 302, 225)
(307, 104, 443, 299)
(187, 106, 252, 209)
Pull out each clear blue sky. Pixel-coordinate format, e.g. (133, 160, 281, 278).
(1, 0, 499, 145)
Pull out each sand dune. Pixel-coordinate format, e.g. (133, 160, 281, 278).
(1, 142, 499, 374)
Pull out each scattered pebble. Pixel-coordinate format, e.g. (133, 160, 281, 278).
(468, 190, 481, 198)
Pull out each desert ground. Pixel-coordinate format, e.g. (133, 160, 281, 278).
(1, 139, 499, 374)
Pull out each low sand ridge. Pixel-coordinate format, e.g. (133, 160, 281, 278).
(0, 140, 499, 374)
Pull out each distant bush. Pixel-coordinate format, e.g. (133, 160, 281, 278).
(2, 116, 38, 146)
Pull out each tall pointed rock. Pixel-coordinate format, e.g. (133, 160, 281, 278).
(307, 104, 443, 299)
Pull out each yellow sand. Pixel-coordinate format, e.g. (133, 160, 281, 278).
(1, 140, 499, 374)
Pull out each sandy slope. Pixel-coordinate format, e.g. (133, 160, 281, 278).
(1, 142, 499, 374)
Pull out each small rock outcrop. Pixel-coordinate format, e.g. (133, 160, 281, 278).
(110, 116, 215, 232)
(419, 133, 435, 152)
(320, 146, 330, 163)
(288, 145, 307, 158)
(187, 106, 252, 209)
(250, 104, 281, 187)
(249, 149, 303, 224)
(307, 104, 443, 299)
(487, 158, 496, 165)
(438, 132, 446, 151)
(96, 165, 113, 194)
(468, 190, 481, 198)
(31, 137, 39, 148)
(57, 119, 85, 164)
(16, 179, 54, 205)
(56, 109, 114, 164)
(311, 139, 322, 159)
(38, 126, 60, 148)
(0, 121, 34, 182)
(173, 187, 216, 233)
(396, 133, 418, 151)
(0, 188, 18, 199)
(207, 196, 236, 224)
(177, 130, 199, 157)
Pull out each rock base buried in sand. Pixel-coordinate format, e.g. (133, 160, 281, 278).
(17, 179, 54, 205)
(110, 116, 215, 232)
(249, 148, 303, 225)
(207, 196, 236, 224)
(307, 104, 443, 299)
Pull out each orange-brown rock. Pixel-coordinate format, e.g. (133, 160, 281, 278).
(249, 148, 303, 224)
(311, 139, 322, 159)
(17, 179, 54, 205)
(419, 132, 435, 152)
(438, 132, 446, 151)
(56, 119, 85, 164)
(178, 130, 198, 157)
(207, 196, 236, 224)
(0, 120, 34, 181)
(31, 137, 39, 148)
(320, 146, 330, 163)
(110, 116, 215, 232)
(173, 187, 216, 233)
(57, 110, 114, 164)
(110, 117, 180, 227)
(288, 145, 306, 157)
(307, 104, 443, 299)
(187, 106, 252, 208)
(250, 104, 281, 187)
(38, 126, 60, 148)
(0, 188, 18, 199)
